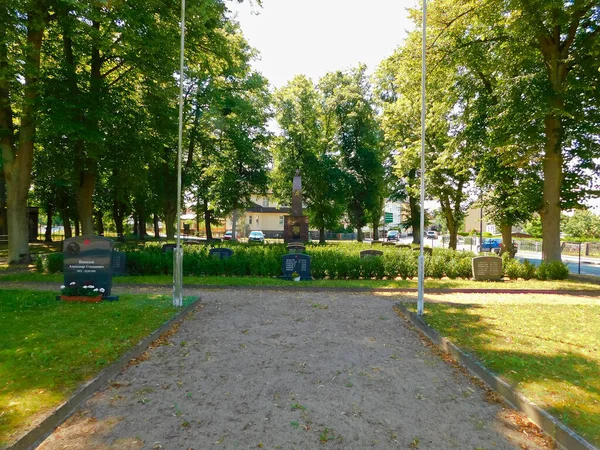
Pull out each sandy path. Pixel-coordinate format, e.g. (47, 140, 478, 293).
(38, 290, 545, 450)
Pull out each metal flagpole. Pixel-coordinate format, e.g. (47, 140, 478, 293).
(173, 0, 186, 307)
(417, 0, 427, 316)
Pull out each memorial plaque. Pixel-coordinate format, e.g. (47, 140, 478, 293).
(111, 251, 127, 275)
(397, 244, 411, 249)
(287, 243, 306, 253)
(381, 241, 396, 246)
(209, 248, 233, 259)
(281, 253, 311, 280)
(162, 243, 177, 252)
(472, 256, 503, 281)
(64, 236, 114, 296)
(413, 247, 433, 255)
(360, 250, 383, 258)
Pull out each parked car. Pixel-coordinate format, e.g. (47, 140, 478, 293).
(248, 230, 265, 243)
(477, 238, 518, 254)
(425, 230, 438, 239)
(386, 230, 400, 242)
(223, 231, 232, 240)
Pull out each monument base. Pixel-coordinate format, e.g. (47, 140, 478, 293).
(284, 216, 309, 243)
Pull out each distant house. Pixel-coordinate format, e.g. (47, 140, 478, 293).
(463, 207, 524, 235)
(225, 195, 291, 238)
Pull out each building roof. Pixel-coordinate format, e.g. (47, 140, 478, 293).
(246, 202, 291, 214)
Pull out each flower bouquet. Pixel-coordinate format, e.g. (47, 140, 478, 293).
(291, 271, 301, 282)
(60, 282, 105, 303)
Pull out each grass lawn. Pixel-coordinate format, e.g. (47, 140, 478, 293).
(0, 271, 599, 291)
(404, 293, 600, 445)
(0, 290, 195, 448)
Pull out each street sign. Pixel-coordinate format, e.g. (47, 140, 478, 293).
(384, 212, 393, 223)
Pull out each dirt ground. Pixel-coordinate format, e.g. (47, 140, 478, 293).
(37, 289, 550, 450)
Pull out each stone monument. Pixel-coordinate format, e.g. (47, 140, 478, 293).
(284, 169, 309, 243)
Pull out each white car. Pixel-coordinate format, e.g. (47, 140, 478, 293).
(425, 231, 438, 239)
(248, 231, 265, 243)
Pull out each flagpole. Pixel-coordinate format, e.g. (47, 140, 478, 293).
(417, 0, 427, 316)
(173, 0, 186, 307)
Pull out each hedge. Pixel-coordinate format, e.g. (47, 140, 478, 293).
(38, 242, 571, 281)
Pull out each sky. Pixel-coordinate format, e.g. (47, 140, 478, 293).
(229, 0, 418, 89)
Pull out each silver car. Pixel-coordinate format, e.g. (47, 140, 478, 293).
(248, 230, 265, 243)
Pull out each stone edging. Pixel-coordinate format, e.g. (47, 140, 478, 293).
(395, 303, 597, 450)
(7, 297, 202, 450)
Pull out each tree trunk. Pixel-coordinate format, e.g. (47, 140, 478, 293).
(77, 170, 95, 235)
(231, 209, 238, 240)
(60, 209, 72, 239)
(44, 205, 53, 242)
(153, 214, 160, 239)
(540, 113, 563, 262)
(2, 7, 45, 263)
(74, 220, 80, 236)
(442, 206, 458, 250)
(112, 200, 125, 241)
(357, 227, 363, 242)
(133, 215, 138, 236)
(137, 207, 146, 241)
(203, 198, 212, 240)
(409, 194, 421, 245)
(319, 226, 326, 244)
(500, 224, 513, 257)
(165, 210, 176, 240)
(94, 210, 104, 236)
(0, 169, 6, 236)
(372, 221, 380, 241)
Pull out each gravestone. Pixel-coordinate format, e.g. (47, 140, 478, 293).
(209, 248, 233, 259)
(360, 250, 383, 258)
(281, 253, 311, 280)
(382, 241, 396, 246)
(397, 244, 411, 249)
(287, 242, 306, 253)
(413, 247, 433, 256)
(64, 236, 114, 297)
(162, 243, 177, 252)
(371, 240, 383, 245)
(111, 251, 127, 276)
(284, 169, 309, 243)
(472, 256, 503, 281)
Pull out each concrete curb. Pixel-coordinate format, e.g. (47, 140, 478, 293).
(395, 304, 597, 450)
(7, 297, 202, 450)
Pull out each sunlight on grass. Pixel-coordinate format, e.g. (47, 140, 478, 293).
(406, 295, 600, 445)
(0, 290, 194, 447)
(0, 272, 598, 291)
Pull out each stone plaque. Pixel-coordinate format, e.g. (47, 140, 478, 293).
(381, 241, 396, 246)
(162, 243, 177, 252)
(397, 244, 411, 249)
(287, 243, 306, 253)
(284, 216, 309, 243)
(413, 247, 433, 255)
(64, 236, 114, 296)
(281, 253, 311, 280)
(209, 248, 233, 259)
(472, 256, 503, 281)
(111, 251, 127, 275)
(360, 250, 383, 258)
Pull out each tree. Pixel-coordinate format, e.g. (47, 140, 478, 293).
(271, 75, 345, 243)
(319, 66, 385, 242)
(1, 1, 52, 263)
(562, 209, 600, 239)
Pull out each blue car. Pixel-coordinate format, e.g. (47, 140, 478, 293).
(477, 238, 517, 254)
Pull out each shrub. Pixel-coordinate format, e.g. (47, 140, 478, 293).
(34, 256, 44, 273)
(47, 253, 63, 274)
(536, 261, 569, 280)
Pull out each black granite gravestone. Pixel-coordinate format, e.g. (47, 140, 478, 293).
(64, 236, 114, 297)
(209, 248, 233, 259)
(162, 243, 177, 252)
(111, 251, 127, 275)
(281, 253, 311, 280)
(287, 242, 306, 253)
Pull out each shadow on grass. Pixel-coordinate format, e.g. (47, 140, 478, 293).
(414, 299, 600, 445)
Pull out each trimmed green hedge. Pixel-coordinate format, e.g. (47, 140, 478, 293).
(38, 243, 570, 281)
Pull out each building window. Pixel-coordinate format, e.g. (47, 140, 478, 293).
(279, 216, 284, 226)
(249, 216, 253, 225)
(256, 216, 259, 225)
(262, 198, 269, 207)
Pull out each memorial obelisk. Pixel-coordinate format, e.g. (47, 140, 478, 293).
(284, 170, 309, 243)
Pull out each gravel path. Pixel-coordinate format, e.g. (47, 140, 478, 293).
(38, 290, 546, 450)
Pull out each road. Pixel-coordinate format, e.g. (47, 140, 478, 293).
(392, 236, 600, 277)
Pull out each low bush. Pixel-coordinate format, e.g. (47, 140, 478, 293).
(35, 242, 571, 281)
